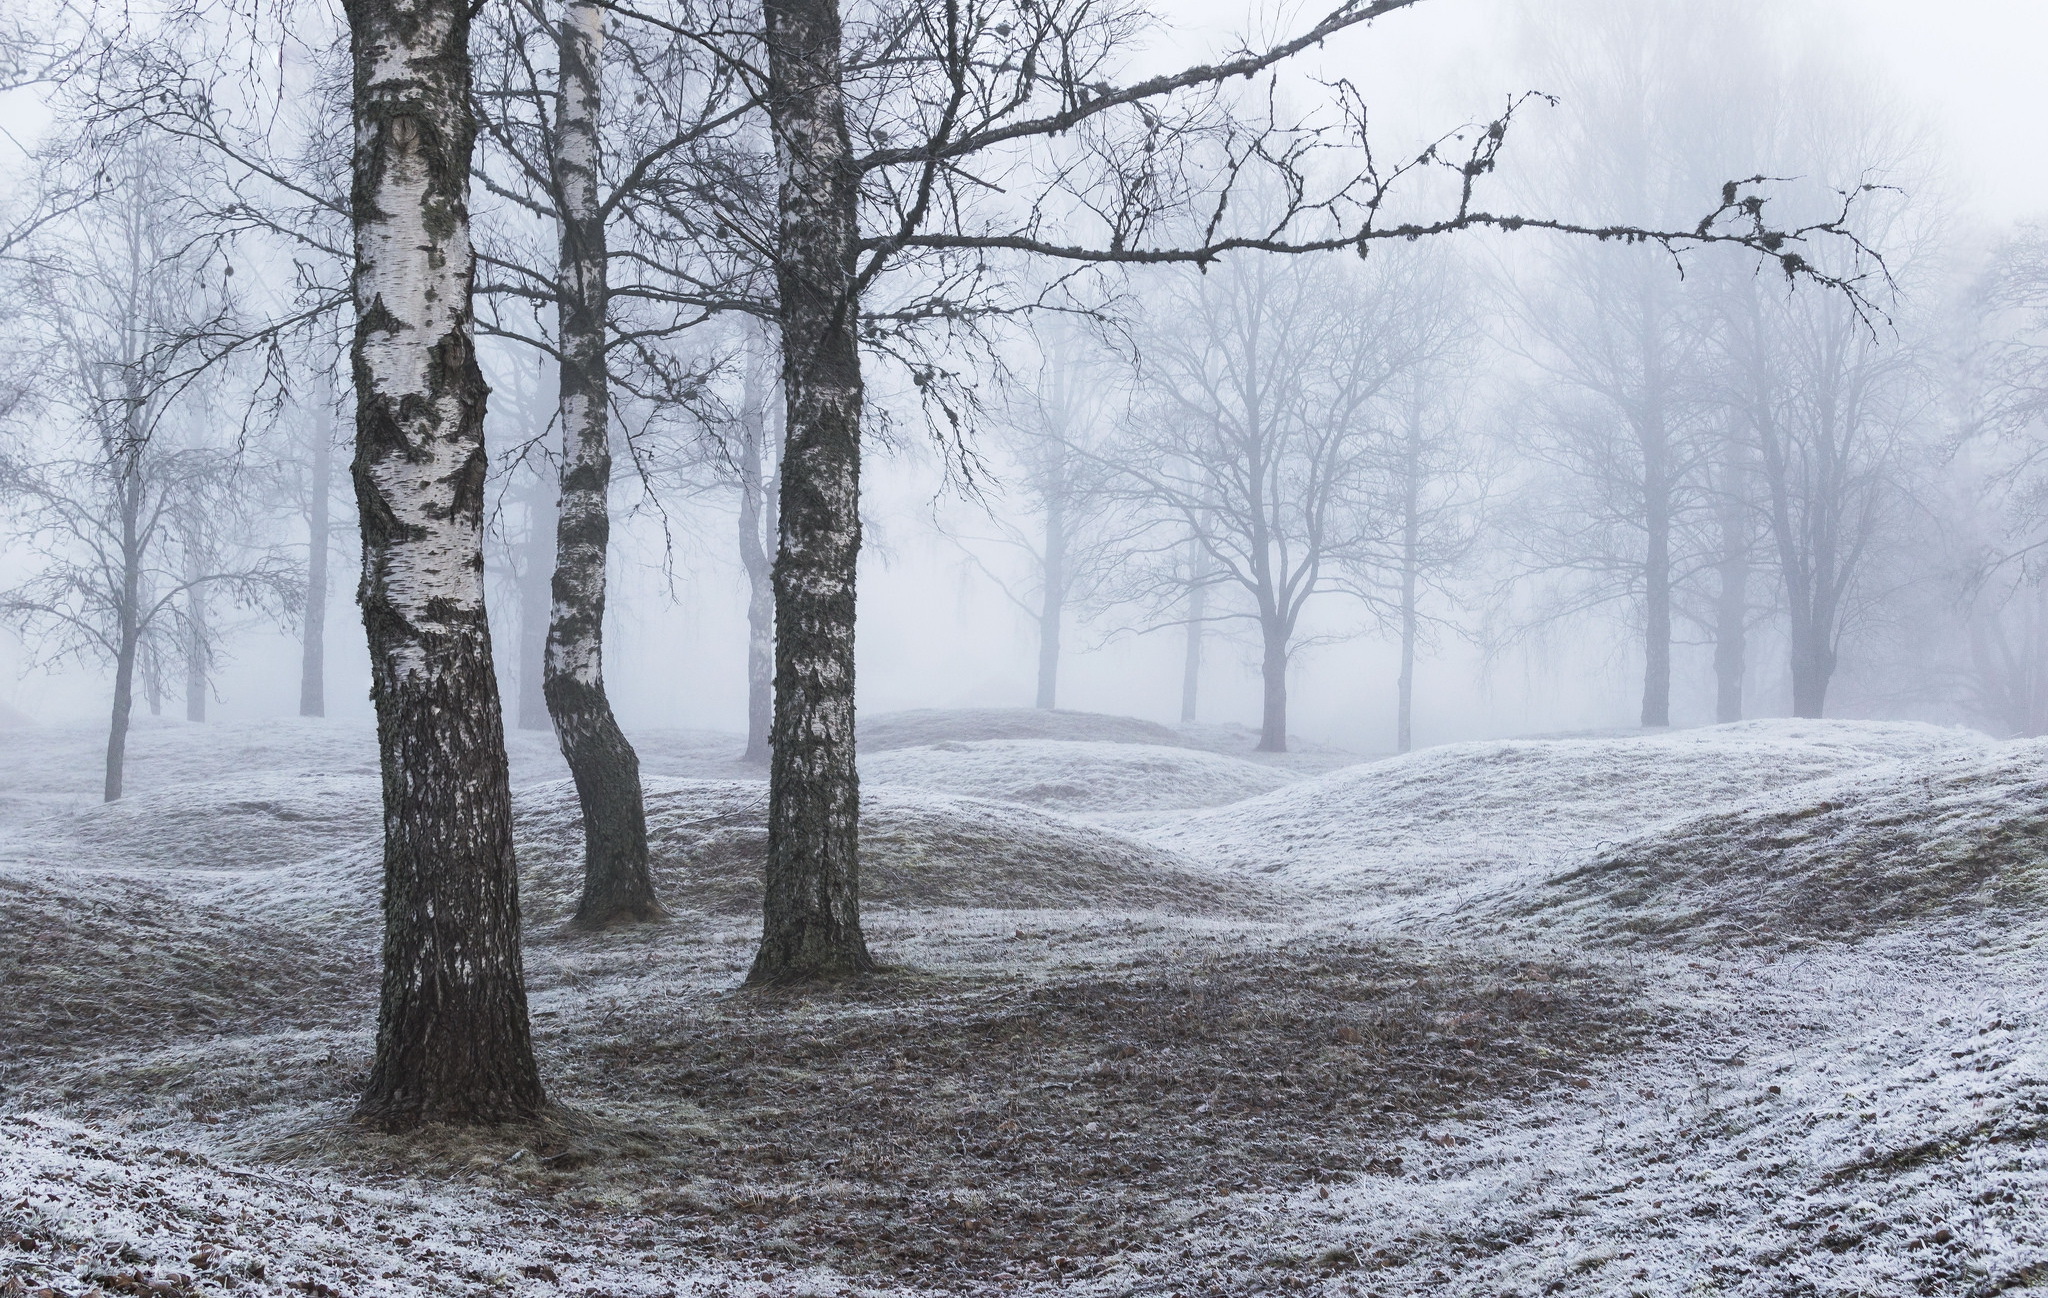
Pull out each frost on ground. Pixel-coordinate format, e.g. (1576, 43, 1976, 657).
(2, 714, 2043, 1297)
(859, 740, 1299, 815)
(1523, 738, 2048, 947)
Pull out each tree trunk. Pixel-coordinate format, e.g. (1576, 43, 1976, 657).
(1712, 452, 1746, 725)
(543, 0, 659, 929)
(1180, 579, 1203, 725)
(183, 541, 208, 724)
(346, 0, 543, 1130)
(300, 423, 331, 718)
(104, 466, 143, 802)
(515, 470, 553, 731)
(1257, 621, 1288, 753)
(1034, 488, 1065, 710)
(1789, 627, 1835, 719)
(749, 0, 874, 985)
(738, 321, 777, 765)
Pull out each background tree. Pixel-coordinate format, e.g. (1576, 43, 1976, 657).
(0, 144, 293, 797)
(630, 0, 1884, 983)
(1107, 252, 1430, 751)
(941, 322, 1119, 711)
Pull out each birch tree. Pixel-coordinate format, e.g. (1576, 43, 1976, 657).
(343, 0, 544, 1128)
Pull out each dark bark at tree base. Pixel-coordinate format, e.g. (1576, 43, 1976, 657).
(550, 678, 662, 929)
(355, 644, 544, 1130)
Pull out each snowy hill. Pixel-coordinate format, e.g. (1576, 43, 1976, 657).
(859, 738, 1300, 814)
(4, 712, 2044, 1298)
(1146, 720, 1990, 902)
(1521, 737, 2048, 946)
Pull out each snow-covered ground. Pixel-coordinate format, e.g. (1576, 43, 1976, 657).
(2, 712, 2042, 1296)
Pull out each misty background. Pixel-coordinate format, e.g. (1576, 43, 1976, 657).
(3, 0, 2044, 757)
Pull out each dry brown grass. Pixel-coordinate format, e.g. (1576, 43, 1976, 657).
(250, 930, 1643, 1288)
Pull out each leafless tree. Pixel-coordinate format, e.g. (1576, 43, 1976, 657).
(342, 0, 544, 1129)
(1104, 252, 1424, 752)
(600, 0, 1885, 983)
(0, 146, 296, 796)
(941, 321, 1119, 711)
(1357, 260, 1491, 753)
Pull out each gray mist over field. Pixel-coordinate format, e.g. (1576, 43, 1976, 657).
(3, 3, 2047, 1296)
(5, 0, 2045, 752)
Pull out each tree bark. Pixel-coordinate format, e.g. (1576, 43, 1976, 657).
(104, 463, 142, 803)
(749, 0, 874, 985)
(1034, 487, 1065, 710)
(738, 321, 777, 765)
(1789, 631, 1835, 719)
(543, 0, 659, 929)
(1257, 621, 1288, 753)
(300, 422, 331, 718)
(346, 0, 544, 1130)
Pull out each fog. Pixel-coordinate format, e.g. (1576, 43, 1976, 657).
(9, 3, 2048, 1292)
(6, 0, 2041, 758)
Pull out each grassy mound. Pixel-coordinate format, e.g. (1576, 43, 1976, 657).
(1526, 739, 2048, 945)
(35, 772, 382, 872)
(0, 864, 371, 1071)
(514, 778, 1261, 925)
(859, 707, 1196, 752)
(1150, 720, 1989, 900)
(859, 740, 1298, 813)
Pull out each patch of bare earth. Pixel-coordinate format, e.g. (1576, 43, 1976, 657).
(248, 932, 1645, 1289)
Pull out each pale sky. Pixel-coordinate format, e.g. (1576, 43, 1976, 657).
(1161, 0, 2048, 227)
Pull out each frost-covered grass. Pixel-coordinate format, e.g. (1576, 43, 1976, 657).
(1147, 719, 1989, 904)
(2, 711, 2041, 1297)
(859, 739, 1300, 814)
(1524, 738, 2048, 946)
(513, 777, 1269, 922)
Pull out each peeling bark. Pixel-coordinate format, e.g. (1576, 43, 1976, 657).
(346, 0, 544, 1129)
(543, 0, 659, 929)
(749, 0, 874, 985)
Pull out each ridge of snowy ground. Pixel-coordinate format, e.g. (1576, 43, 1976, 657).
(1509, 737, 2048, 948)
(1060, 931, 2048, 1297)
(858, 739, 1300, 815)
(1145, 720, 1991, 905)
(8, 712, 2044, 1298)
(515, 777, 1267, 921)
